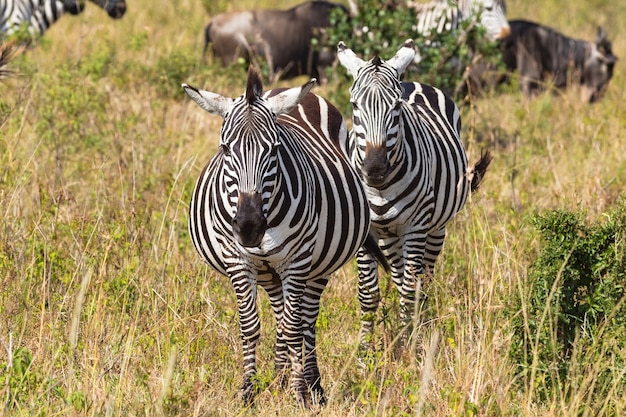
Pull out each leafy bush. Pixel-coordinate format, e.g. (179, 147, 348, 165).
(325, 0, 503, 99)
(508, 196, 626, 401)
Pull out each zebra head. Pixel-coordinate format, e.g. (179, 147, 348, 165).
(338, 39, 415, 188)
(183, 68, 315, 248)
(89, 0, 127, 19)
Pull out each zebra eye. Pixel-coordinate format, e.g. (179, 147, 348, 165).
(221, 144, 231, 155)
(351, 101, 359, 111)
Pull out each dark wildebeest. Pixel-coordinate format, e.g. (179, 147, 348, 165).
(500, 19, 617, 102)
(203, 1, 348, 80)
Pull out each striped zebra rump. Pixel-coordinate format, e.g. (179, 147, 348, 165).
(0, 0, 126, 38)
(183, 67, 372, 407)
(408, 0, 510, 42)
(337, 39, 491, 352)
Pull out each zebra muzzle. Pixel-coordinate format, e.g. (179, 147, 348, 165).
(232, 192, 268, 248)
(362, 144, 390, 187)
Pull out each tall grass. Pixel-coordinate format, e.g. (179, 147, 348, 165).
(1, 0, 625, 415)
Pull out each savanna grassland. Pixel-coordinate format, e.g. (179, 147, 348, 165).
(1, 0, 625, 415)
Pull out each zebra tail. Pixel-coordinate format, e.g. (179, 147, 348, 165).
(0, 41, 23, 80)
(470, 149, 493, 193)
(202, 22, 213, 62)
(363, 233, 391, 272)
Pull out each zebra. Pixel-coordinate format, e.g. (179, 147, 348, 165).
(183, 67, 386, 406)
(337, 39, 492, 351)
(409, 0, 510, 42)
(0, 0, 126, 39)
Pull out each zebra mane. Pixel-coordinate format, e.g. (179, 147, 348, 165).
(245, 67, 264, 105)
(372, 56, 383, 68)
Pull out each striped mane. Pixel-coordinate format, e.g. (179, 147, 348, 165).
(245, 67, 264, 105)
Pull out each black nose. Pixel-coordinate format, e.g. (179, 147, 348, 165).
(362, 143, 389, 187)
(232, 192, 267, 248)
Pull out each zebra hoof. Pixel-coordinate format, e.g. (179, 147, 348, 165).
(239, 379, 257, 405)
(310, 385, 326, 406)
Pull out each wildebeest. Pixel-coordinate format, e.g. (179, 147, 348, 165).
(203, 1, 348, 80)
(500, 19, 617, 102)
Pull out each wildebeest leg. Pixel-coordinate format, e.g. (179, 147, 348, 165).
(518, 45, 542, 97)
(230, 268, 261, 404)
(302, 276, 329, 405)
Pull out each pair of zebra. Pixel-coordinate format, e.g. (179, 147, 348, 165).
(0, 0, 125, 39)
(184, 40, 491, 406)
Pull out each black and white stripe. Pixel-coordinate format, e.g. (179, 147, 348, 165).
(183, 67, 373, 406)
(409, 0, 509, 42)
(337, 39, 491, 349)
(0, 0, 126, 38)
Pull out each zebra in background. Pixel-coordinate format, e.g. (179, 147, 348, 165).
(409, 0, 510, 42)
(0, 0, 126, 39)
(337, 39, 492, 351)
(183, 67, 385, 406)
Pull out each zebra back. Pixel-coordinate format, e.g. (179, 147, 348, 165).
(409, 0, 509, 41)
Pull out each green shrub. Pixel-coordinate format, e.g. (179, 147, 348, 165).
(508, 196, 626, 402)
(325, 0, 503, 99)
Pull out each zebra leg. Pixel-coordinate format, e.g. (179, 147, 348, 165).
(281, 275, 309, 405)
(231, 273, 261, 404)
(424, 227, 446, 277)
(356, 246, 381, 351)
(399, 231, 427, 345)
(259, 275, 289, 388)
(302, 276, 329, 405)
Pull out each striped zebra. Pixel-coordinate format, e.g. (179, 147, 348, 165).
(337, 39, 492, 350)
(0, 0, 126, 39)
(183, 67, 384, 406)
(409, 0, 510, 42)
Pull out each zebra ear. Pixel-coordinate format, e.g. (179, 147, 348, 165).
(266, 78, 316, 115)
(337, 41, 366, 78)
(386, 39, 416, 77)
(182, 83, 233, 117)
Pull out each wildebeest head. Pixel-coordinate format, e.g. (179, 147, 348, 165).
(338, 40, 415, 188)
(582, 26, 617, 103)
(182, 68, 316, 248)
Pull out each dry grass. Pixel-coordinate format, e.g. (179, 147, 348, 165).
(1, 0, 625, 415)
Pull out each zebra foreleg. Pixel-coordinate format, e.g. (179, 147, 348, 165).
(232, 275, 261, 404)
(356, 247, 381, 352)
(302, 276, 329, 405)
(259, 277, 289, 389)
(398, 233, 428, 347)
(281, 276, 310, 406)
